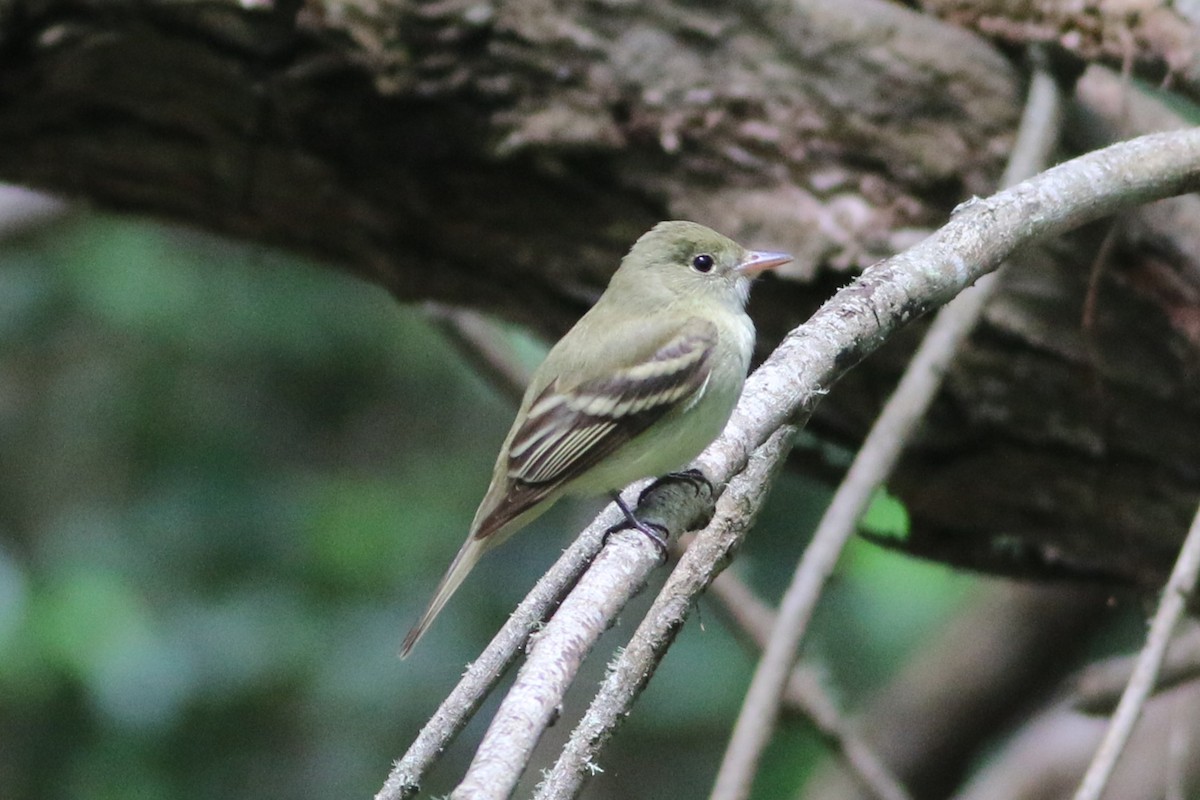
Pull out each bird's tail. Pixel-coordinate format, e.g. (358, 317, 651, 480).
(400, 533, 488, 658)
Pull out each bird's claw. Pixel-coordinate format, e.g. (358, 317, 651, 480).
(606, 492, 671, 563)
(639, 468, 710, 505)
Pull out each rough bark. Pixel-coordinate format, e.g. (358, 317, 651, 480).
(0, 0, 1198, 584)
(922, 0, 1200, 104)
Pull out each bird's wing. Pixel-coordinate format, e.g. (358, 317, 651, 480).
(474, 317, 718, 540)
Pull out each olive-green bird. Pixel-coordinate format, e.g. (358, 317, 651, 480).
(400, 221, 791, 656)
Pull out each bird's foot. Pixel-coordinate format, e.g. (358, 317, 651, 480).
(605, 492, 670, 562)
(639, 468, 711, 505)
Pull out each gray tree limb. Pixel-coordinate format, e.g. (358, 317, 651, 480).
(385, 129, 1200, 797)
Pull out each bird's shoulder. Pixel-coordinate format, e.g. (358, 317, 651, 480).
(536, 313, 719, 396)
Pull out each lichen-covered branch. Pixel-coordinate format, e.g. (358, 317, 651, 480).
(382, 129, 1200, 797)
(712, 58, 1064, 800)
(533, 427, 796, 800)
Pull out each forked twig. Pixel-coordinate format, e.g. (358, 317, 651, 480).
(707, 571, 913, 800)
(533, 427, 797, 800)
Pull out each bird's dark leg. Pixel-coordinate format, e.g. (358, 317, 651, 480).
(605, 492, 670, 562)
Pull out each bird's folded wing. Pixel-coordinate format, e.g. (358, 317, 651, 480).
(506, 318, 717, 491)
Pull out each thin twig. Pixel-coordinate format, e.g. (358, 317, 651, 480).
(706, 572, 913, 800)
(804, 584, 1108, 800)
(376, 508, 622, 800)
(709, 60, 1065, 800)
(1072, 502, 1200, 800)
(377, 307, 552, 799)
(1073, 623, 1200, 715)
(454, 527, 663, 797)
(705, 568, 778, 647)
(454, 474, 717, 798)
(533, 427, 797, 800)
(785, 669, 913, 800)
(425, 304, 532, 405)
(379, 128, 1200, 798)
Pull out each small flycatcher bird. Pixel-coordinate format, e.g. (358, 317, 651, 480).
(401, 220, 791, 656)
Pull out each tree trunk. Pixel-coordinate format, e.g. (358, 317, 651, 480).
(1, 0, 1197, 584)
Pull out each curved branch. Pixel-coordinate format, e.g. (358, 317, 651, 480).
(711, 57, 1065, 800)
(453, 477, 716, 798)
(5, 0, 1199, 597)
(1072, 623, 1200, 715)
(377, 501, 622, 800)
(382, 128, 1200, 797)
(533, 426, 797, 800)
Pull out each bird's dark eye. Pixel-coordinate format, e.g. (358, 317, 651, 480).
(692, 254, 714, 273)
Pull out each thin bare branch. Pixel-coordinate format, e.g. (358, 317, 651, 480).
(952, 691, 1200, 800)
(455, 474, 717, 798)
(705, 573, 913, 800)
(804, 584, 1107, 800)
(376, 506, 622, 800)
(533, 427, 796, 800)
(425, 305, 533, 405)
(709, 60, 1066, 800)
(1073, 502, 1200, 800)
(1073, 623, 1200, 715)
(380, 127, 1200, 798)
(785, 669, 913, 800)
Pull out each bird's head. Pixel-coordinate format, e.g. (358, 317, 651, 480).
(610, 221, 792, 311)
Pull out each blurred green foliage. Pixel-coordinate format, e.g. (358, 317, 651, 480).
(0, 212, 975, 799)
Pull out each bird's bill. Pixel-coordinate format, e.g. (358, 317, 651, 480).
(737, 250, 793, 276)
